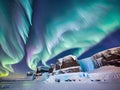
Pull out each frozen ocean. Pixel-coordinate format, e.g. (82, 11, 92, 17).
(0, 80, 120, 90)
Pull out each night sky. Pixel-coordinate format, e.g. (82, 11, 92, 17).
(0, 0, 120, 77)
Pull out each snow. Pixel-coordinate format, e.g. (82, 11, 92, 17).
(46, 72, 89, 83)
(46, 66, 120, 83)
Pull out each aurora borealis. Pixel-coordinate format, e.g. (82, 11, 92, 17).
(0, 0, 120, 77)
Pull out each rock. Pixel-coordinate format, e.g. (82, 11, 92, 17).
(53, 55, 81, 75)
(93, 47, 120, 67)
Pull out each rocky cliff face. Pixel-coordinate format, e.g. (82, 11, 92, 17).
(93, 47, 120, 67)
(52, 47, 120, 75)
(53, 55, 80, 74)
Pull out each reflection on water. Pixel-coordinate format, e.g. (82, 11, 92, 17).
(0, 80, 120, 90)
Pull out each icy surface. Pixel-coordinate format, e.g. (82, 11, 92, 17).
(1, 66, 120, 90)
(0, 81, 120, 90)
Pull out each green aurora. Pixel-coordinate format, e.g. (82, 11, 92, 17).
(0, 0, 120, 77)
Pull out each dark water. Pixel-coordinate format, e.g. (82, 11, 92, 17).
(0, 80, 120, 90)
